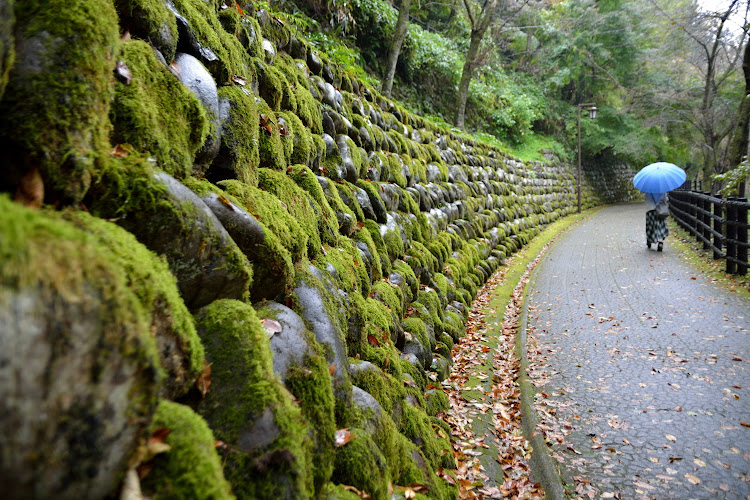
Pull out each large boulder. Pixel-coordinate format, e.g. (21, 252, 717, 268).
(0, 196, 162, 499)
(0, 0, 120, 205)
(87, 159, 252, 310)
(194, 299, 315, 499)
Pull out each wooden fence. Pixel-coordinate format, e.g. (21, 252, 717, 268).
(668, 189, 749, 276)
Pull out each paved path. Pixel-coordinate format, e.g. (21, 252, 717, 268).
(526, 203, 750, 499)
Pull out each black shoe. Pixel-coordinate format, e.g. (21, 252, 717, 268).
(647, 242, 652, 249)
(657, 242, 663, 252)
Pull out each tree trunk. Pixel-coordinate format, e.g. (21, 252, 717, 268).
(382, 0, 412, 96)
(455, 28, 485, 130)
(728, 41, 750, 196)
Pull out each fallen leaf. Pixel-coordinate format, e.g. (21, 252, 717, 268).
(230, 74, 248, 86)
(693, 458, 706, 467)
(684, 473, 700, 485)
(335, 428, 353, 447)
(115, 60, 133, 85)
(665, 434, 677, 442)
(196, 361, 212, 398)
(261, 318, 282, 338)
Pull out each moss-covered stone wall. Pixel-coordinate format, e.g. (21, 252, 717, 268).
(0, 1, 633, 498)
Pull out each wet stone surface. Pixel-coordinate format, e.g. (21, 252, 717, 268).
(526, 203, 750, 499)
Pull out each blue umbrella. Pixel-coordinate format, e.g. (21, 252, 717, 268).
(633, 162, 686, 193)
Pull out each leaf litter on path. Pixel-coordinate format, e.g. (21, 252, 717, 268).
(442, 239, 564, 499)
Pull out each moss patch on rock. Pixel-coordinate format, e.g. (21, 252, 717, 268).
(194, 299, 314, 499)
(210, 85, 260, 186)
(59, 209, 204, 399)
(0, 0, 119, 204)
(220, 178, 308, 263)
(141, 400, 234, 499)
(110, 40, 209, 180)
(257, 168, 322, 259)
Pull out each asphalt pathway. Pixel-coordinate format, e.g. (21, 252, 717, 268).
(526, 203, 750, 498)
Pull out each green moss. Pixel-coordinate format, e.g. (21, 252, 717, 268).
(255, 302, 337, 495)
(384, 154, 408, 188)
(400, 405, 453, 471)
(407, 241, 438, 276)
(278, 111, 315, 167)
(391, 433, 456, 500)
(382, 224, 405, 262)
(0, 0, 119, 204)
(332, 428, 390, 499)
(258, 168, 322, 259)
(363, 219, 391, 276)
(255, 98, 287, 171)
(59, 209, 204, 398)
(182, 178, 294, 301)
(0, 194, 162, 439)
(352, 225, 383, 282)
(220, 179, 308, 262)
(398, 357, 427, 392)
(319, 482, 363, 499)
(402, 317, 431, 357)
(424, 388, 449, 417)
(371, 279, 404, 318)
(315, 236, 369, 296)
(349, 363, 405, 418)
(256, 59, 289, 111)
(392, 260, 419, 304)
(213, 85, 260, 186)
(195, 299, 314, 499)
(170, 0, 249, 82)
(110, 40, 209, 180)
(141, 400, 234, 499)
(114, 0, 178, 61)
(287, 165, 340, 246)
(86, 156, 253, 305)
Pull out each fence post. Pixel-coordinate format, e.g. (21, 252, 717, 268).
(738, 197, 748, 276)
(690, 191, 701, 241)
(713, 195, 723, 260)
(701, 193, 710, 249)
(726, 197, 737, 274)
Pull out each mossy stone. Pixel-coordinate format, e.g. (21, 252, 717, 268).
(141, 400, 235, 500)
(87, 159, 253, 309)
(258, 168, 322, 259)
(288, 165, 340, 246)
(195, 299, 314, 499)
(110, 40, 209, 180)
(0, 0, 119, 205)
(210, 85, 260, 186)
(59, 209, 204, 399)
(332, 428, 390, 499)
(0, 196, 161, 498)
(256, 98, 288, 171)
(170, 0, 249, 82)
(220, 178, 308, 262)
(114, 0, 178, 62)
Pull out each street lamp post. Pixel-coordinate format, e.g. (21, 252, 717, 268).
(577, 102, 598, 213)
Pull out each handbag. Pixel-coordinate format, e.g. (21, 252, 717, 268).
(655, 198, 669, 218)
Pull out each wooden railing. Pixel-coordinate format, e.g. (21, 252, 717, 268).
(668, 189, 749, 276)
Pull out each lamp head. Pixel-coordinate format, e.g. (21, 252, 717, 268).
(589, 106, 598, 119)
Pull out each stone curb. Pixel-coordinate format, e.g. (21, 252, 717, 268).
(515, 252, 566, 499)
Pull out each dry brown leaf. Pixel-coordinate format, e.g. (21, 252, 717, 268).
(196, 361, 212, 398)
(684, 473, 701, 485)
(335, 428, 353, 447)
(261, 318, 282, 338)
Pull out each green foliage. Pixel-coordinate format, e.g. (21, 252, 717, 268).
(714, 159, 750, 196)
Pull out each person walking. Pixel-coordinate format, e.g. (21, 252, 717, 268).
(644, 191, 668, 251)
